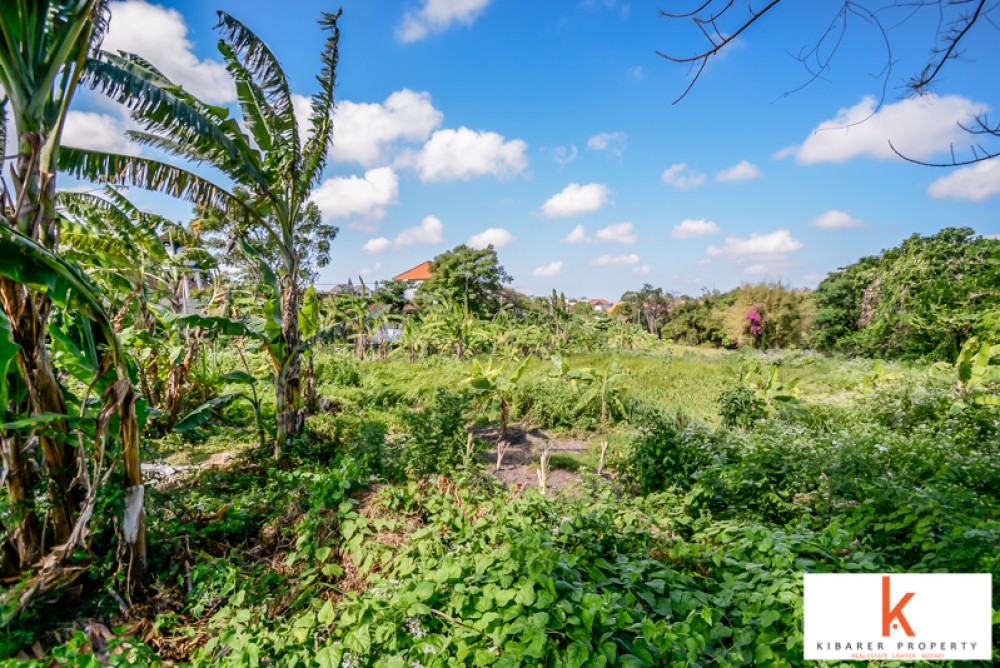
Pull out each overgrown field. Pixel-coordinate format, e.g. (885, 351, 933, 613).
(6, 347, 997, 667)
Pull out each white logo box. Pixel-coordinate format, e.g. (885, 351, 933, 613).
(804, 573, 992, 661)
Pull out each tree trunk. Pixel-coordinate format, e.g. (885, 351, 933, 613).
(1, 530, 20, 579)
(0, 281, 79, 547)
(163, 327, 203, 428)
(275, 276, 303, 460)
(0, 432, 40, 567)
(303, 354, 318, 411)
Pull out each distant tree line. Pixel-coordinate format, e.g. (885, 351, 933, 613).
(615, 228, 998, 360)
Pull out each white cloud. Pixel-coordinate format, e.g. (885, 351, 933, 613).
(395, 215, 444, 246)
(397, 0, 492, 42)
(329, 89, 443, 167)
(587, 131, 627, 158)
(533, 261, 563, 277)
(672, 218, 721, 239)
(589, 253, 640, 266)
(61, 111, 137, 154)
(715, 160, 761, 183)
(399, 127, 527, 182)
(984, 234, 1000, 240)
(362, 237, 391, 254)
(928, 160, 1000, 202)
(468, 227, 516, 249)
(105, 1, 234, 103)
(633, 265, 651, 276)
(553, 145, 578, 166)
(627, 65, 644, 81)
(541, 183, 610, 218)
(360, 262, 383, 276)
(696, 258, 712, 266)
(310, 167, 399, 223)
(594, 222, 636, 244)
(562, 224, 589, 244)
(788, 94, 986, 164)
(291, 94, 313, 146)
(810, 210, 865, 229)
(661, 162, 705, 190)
(707, 229, 803, 265)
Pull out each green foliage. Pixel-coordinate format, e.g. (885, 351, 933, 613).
(717, 383, 766, 430)
(717, 362, 803, 430)
(621, 415, 719, 494)
(464, 357, 529, 436)
(417, 244, 513, 316)
(318, 482, 875, 667)
(812, 227, 1000, 359)
(929, 336, 1000, 414)
(399, 389, 471, 478)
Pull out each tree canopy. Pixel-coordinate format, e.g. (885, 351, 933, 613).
(812, 227, 1000, 358)
(417, 244, 513, 316)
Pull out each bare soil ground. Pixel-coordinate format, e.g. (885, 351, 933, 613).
(471, 425, 590, 491)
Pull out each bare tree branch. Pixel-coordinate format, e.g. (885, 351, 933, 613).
(657, 0, 999, 164)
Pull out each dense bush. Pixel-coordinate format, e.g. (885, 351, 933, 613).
(812, 227, 1000, 359)
(397, 389, 470, 478)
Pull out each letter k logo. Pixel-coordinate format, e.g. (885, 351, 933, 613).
(882, 576, 915, 637)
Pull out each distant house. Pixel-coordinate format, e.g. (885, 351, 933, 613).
(393, 261, 433, 300)
(588, 298, 612, 313)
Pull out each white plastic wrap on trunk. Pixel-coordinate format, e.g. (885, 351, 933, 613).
(123, 484, 145, 544)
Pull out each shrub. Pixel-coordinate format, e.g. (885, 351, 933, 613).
(621, 415, 720, 494)
(397, 389, 469, 478)
(717, 384, 765, 430)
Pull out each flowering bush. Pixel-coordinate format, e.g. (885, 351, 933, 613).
(745, 304, 766, 348)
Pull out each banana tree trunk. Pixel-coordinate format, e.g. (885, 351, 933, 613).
(163, 327, 203, 428)
(1, 528, 20, 579)
(275, 276, 303, 459)
(0, 432, 40, 567)
(1, 282, 79, 549)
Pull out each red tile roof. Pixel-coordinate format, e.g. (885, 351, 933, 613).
(393, 261, 433, 282)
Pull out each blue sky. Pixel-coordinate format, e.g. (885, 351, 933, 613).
(61, 0, 1000, 299)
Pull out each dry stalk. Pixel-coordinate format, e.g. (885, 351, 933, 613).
(495, 438, 510, 473)
(464, 432, 474, 467)
(597, 440, 609, 475)
(536, 444, 551, 495)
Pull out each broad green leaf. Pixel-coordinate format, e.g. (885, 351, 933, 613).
(0, 309, 20, 411)
(220, 370, 257, 385)
(173, 393, 243, 433)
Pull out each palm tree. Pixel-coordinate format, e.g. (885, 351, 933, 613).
(60, 10, 343, 458)
(0, 0, 146, 599)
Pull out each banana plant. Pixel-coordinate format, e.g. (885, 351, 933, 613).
(58, 186, 218, 427)
(742, 363, 803, 412)
(174, 343, 266, 452)
(930, 337, 1000, 414)
(0, 0, 147, 599)
(860, 360, 904, 390)
(58, 10, 344, 458)
(299, 285, 322, 408)
(572, 354, 630, 424)
(464, 357, 530, 440)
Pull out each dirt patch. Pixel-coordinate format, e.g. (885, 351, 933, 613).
(471, 425, 591, 492)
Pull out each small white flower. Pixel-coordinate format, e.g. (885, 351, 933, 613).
(406, 617, 427, 639)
